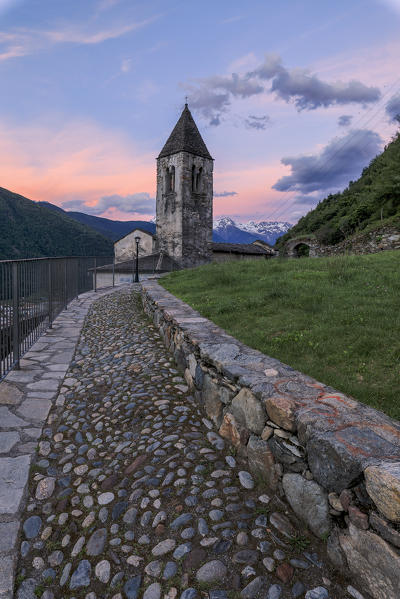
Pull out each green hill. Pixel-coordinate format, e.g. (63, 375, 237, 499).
(37, 201, 156, 241)
(276, 130, 400, 248)
(0, 187, 113, 260)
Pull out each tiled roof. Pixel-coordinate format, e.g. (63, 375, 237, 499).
(212, 242, 270, 255)
(115, 227, 155, 244)
(158, 104, 212, 160)
(96, 253, 181, 274)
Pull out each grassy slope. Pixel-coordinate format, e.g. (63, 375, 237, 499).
(0, 187, 113, 259)
(276, 131, 400, 248)
(161, 253, 400, 420)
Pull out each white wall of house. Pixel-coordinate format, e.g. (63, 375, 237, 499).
(114, 230, 155, 263)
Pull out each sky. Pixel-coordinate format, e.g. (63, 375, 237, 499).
(0, 0, 399, 225)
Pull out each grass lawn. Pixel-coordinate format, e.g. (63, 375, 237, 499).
(161, 251, 400, 421)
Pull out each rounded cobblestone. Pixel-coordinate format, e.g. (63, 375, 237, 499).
(14, 289, 351, 599)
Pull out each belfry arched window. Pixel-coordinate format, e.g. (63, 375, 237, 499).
(165, 166, 175, 193)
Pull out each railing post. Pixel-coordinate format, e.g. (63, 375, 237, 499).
(64, 259, 68, 310)
(112, 257, 115, 288)
(94, 258, 97, 292)
(48, 260, 53, 329)
(75, 258, 79, 300)
(12, 262, 20, 370)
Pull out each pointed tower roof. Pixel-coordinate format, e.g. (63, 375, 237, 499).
(158, 104, 212, 160)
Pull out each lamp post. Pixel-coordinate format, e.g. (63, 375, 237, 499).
(134, 236, 140, 283)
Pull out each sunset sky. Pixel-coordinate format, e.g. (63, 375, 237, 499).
(1, 0, 399, 224)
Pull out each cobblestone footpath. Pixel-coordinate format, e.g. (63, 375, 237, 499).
(0, 286, 120, 599)
(14, 289, 356, 599)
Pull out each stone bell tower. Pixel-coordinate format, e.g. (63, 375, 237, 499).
(156, 103, 213, 268)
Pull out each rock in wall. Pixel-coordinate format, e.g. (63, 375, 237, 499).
(141, 279, 400, 599)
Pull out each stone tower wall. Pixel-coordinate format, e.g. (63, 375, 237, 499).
(156, 153, 183, 261)
(156, 151, 213, 268)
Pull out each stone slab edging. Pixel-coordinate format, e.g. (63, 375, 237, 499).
(141, 279, 400, 599)
(0, 285, 123, 599)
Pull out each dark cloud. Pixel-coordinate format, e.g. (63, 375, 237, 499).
(62, 192, 155, 215)
(187, 73, 263, 126)
(187, 88, 230, 125)
(250, 54, 380, 110)
(385, 93, 400, 122)
(213, 191, 238, 197)
(338, 114, 353, 127)
(210, 115, 222, 126)
(271, 71, 380, 111)
(273, 129, 382, 195)
(209, 73, 264, 98)
(248, 53, 283, 80)
(185, 53, 380, 126)
(245, 114, 270, 130)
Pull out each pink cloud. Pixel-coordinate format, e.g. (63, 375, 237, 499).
(44, 19, 154, 45)
(0, 16, 160, 62)
(0, 118, 155, 219)
(0, 117, 295, 223)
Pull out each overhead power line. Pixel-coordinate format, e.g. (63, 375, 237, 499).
(264, 77, 400, 222)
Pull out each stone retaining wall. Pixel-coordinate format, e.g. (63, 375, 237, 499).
(283, 227, 400, 258)
(316, 227, 400, 257)
(141, 279, 400, 599)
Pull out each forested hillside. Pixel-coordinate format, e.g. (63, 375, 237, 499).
(0, 188, 113, 259)
(277, 130, 400, 248)
(37, 202, 156, 241)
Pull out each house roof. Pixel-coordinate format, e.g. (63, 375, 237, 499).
(95, 252, 180, 274)
(115, 227, 155, 244)
(158, 104, 212, 160)
(252, 239, 274, 250)
(251, 240, 276, 255)
(212, 242, 270, 255)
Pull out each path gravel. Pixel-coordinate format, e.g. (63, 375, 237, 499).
(15, 288, 352, 599)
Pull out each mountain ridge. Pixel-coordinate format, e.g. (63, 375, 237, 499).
(37, 202, 156, 241)
(1, 188, 291, 260)
(213, 216, 292, 245)
(39, 203, 291, 246)
(0, 188, 113, 260)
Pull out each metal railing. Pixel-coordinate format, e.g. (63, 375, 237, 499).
(0, 256, 113, 380)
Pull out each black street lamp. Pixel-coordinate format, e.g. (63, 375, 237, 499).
(134, 236, 140, 282)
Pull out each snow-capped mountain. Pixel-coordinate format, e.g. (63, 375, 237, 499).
(213, 216, 291, 245)
(238, 220, 292, 236)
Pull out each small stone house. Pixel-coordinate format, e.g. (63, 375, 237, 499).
(114, 228, 156, 264)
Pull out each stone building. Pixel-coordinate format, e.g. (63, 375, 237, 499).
(212, 242, 274, 262)
(114, 228, 156, 264)
(156, 103, 214, 268)
(101, 104, 272, 281)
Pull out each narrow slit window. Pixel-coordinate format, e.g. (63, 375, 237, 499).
(192, 165, 196, 191)
(196, 167, 202, 192)
(164, 168, 169, 194)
